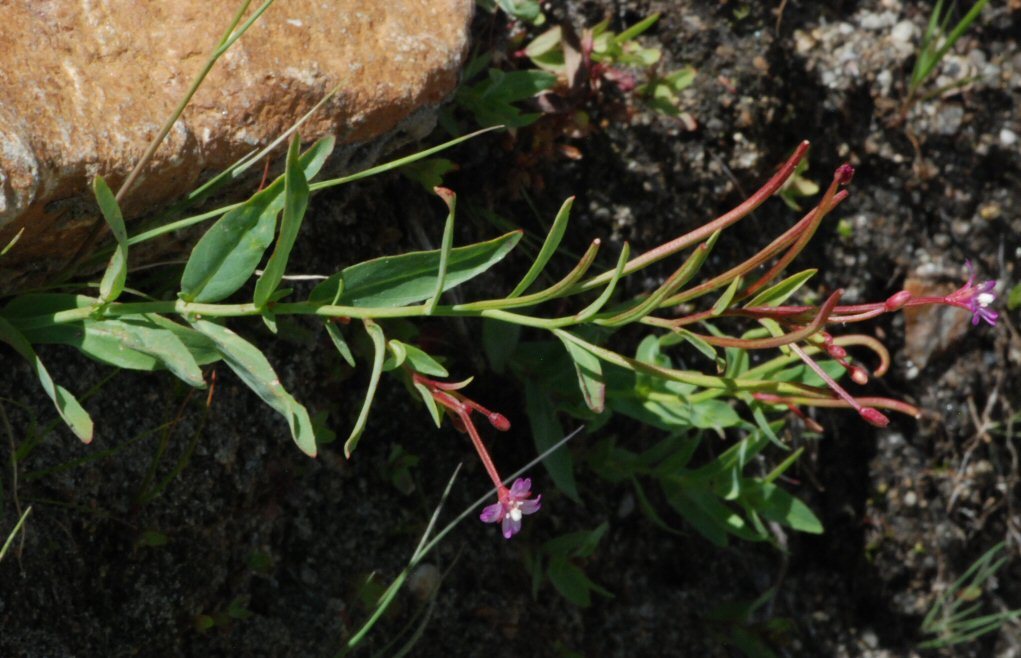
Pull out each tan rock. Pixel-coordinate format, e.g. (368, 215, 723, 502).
(0, 0, 473, 283)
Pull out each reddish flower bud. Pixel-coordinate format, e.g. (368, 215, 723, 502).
(835, 164, 855, 185)
(860, 407, 890, 427)
(849, 365, 869, 385)
(488, 412, 511, 432)
(884, 290, 913, 311)
(827, 345, 848, 359)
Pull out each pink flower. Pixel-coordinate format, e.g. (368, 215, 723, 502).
(951, 260, 999, 326)
(480, 478, 542, 539)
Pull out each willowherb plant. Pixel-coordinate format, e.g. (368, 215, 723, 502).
(0, 133, 999, 543)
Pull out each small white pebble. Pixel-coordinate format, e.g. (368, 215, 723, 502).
(891, 20, 917, 45)
(999, 128, 1018, 147)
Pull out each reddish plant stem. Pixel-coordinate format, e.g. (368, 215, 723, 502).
(575, 141, 812, 293)
(662, 190, 849, 307)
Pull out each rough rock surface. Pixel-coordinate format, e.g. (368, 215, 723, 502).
(0, 0, 472, 276)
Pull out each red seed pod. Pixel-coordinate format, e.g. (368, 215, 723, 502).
(884, 290, 913, 311)
(860, 407, 890, 428)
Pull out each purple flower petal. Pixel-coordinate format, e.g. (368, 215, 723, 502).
(502, 515, 521, 539)
(519, 496, 542, 515)
(480, 502, 504, 524)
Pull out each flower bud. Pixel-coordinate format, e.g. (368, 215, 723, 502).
(488, 412, 511, 432)
(884, 290, 913, 311)
(849, 365, 869, 385)
(835, 164, 855, 185)
(827, 345, 848, 359)
(860, 407, 890, 428)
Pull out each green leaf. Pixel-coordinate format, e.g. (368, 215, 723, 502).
(544, 522, 609, 559)
(525, 380, 580, 502)
(456, 69, 556, 128)
(191, 319, 317, 457)
(413, 381, 444, 428)
(7, 298, 220, 372)
(614, 12, 660, 44)
(547, 559, 597, 607)
(383, 339, 408, 371)
(711, 275, 744, 316)
(399, 158, 456, 192)
(391, 340, 448, 377)
(744, 269, 816, 307)
(254, 135, 310, 308)
(324, 321, 356, 367)
(313, 230, 521, 308)
(687, 399, 742, 430)
(495, 0, 543, 23)
(426, 188, 456, 314)
(344, 320, 386, 458)
(743, 482, 822, 534)
(1007, 282, 1021, 311)
(81, 318, 206, 388)
(0, 317, 93, 443)
(509, 196, 574, 298)
(1, 227, 24, 257)
(179, 187, 280, 303)
(661, 327, 721, 368)
(556, 331, 605, 413)
(93, 176, 128, 303)
(180, 140, 331, 303)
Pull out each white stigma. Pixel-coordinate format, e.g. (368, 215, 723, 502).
(509, 505, 522, 522)
(977, 292, 995, 307)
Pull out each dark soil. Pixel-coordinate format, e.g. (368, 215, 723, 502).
(2, 1, 1020, 657)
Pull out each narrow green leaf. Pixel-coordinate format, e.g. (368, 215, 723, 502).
(345, 320, 386, 458)
(765, 447, 805, 484)
(93, 176, 129, 303)
(0, 506, 31, 562)
(744, 269, 816, 307)
(711, 275, 744, 316)
(254, 134, 310, 308)
(319, 230, 521, 308)
(603, 231, 716, 325)
(614, 12, 660, 44)
(0, 317, 93, 443)
(744, 481, 822, 534)
(413, 382, 444, 428)
(509, 196, 574, 297)
(191, 320, 316, 457)
(324, 321, 356, 367)
(425, 188, 456, 314)
(556, 331, 605, 413)
(1, 227, 24, 257)
(524, 380, 580, 502)
(86, 318, 206, 388)
(392, 340, 448, 377)
(661, 327, 721, 368)
(571, 243, 630, 323)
